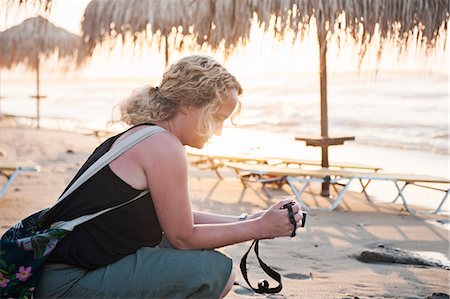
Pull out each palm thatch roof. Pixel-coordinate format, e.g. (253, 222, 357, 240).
(0, 15, 80, 70)
(80, 0, 449, 64)
(254, 0, 449, 59)
(80, 0, 258, 64)
(1, 0, 53, 12)
(0, 15, 80, 129)
(252, 0, 449, 37)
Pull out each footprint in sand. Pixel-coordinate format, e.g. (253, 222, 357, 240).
(284, 273, 311, 280)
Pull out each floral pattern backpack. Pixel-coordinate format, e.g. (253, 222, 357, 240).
(0, 126, 165, 298)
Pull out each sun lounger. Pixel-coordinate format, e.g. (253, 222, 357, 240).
(187, 151, 382, 180)
(187, 151, 268, 179)
(263, 157, 383, 172)
(0, 159, 40, 199)
(224, 162, 449, 215)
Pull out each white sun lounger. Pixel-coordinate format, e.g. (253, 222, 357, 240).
(0, 159, 40, 199)
(187, 151, 382, 179)
(224, 162, 449, 215)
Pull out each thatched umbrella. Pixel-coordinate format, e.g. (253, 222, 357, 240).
(80, 0, 201, 66)
(80, 0, 449, 195)
(0, 16, 79, 128)
(80, 0, 257, 65)
(252, 0, 449, 195)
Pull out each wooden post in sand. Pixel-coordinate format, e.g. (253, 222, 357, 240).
(318, 20, 330, 196)
(32, 57, 46, 129)
(0, 69, 2, 117)
(296, 17, 355, 198)
(36, 58, 41, 129)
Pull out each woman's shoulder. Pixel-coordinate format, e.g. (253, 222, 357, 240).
(120, 125, 185, 164)
(141, 129, 184, 158)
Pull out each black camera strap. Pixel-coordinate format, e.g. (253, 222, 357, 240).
(286, 204, 297, 237)
(239, 204, 298, 294)
(239, 239, 282, 294)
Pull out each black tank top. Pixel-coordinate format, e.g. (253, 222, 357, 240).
(43, 124, 162, 270)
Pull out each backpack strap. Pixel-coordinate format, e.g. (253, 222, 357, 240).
(53, 190, 149, 231)
(55, 125, 165, 205)
(48, 125, 166, 230)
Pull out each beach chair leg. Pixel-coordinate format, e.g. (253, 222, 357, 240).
(261, 183, 276, 199)
(329, 177, 355, 211)
(358, 178, 372, 202)
(233, 169, 258, 188)
(207, 159, 224, 180)
(392, 183, 409, 203)
(401, 184, 449, 215)
(391, 181, 415, 215)
(430, 189, 449, 214)
(286, 177, 310, 211)
(0, 168, 20, 199)
(360, 179, 373, 193)
(213, 166, 224, 180)
(239, 173, 251, 188)
(260, 177, 286, 198)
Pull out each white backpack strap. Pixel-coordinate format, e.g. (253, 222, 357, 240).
(55, 125, 166, 205)
(53, 190, 149, 231)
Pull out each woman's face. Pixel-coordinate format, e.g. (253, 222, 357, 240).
(183, 89, 238, 148)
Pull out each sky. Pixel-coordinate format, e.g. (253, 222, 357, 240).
(0, 0, 448, 80)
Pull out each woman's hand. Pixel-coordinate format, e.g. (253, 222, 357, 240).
(254, 199, 304, 240)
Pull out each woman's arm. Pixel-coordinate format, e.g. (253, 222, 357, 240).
(193, 210, 264, 224)
(138, 133, 302, 250)
(193, 211, 240, 224)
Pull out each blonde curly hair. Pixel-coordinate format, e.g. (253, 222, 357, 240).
(120, 55, 242, 137)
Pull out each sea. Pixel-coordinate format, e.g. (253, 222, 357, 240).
(1, 71, 447, 154)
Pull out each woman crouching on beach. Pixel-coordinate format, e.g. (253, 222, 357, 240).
(36, 55, 304, 298)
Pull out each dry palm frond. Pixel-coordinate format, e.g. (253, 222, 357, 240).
(207, 0, 253, 50)
(0, 0, 52, 30)
(291, 0, 448, 54)
(80, 0, 449, 63)
(80, 0, 203, 63)
(248, 0, 449, 63)
(80, 0, 254, 62)
(0, 0, 52, 12)
(0, 16, 80, 70)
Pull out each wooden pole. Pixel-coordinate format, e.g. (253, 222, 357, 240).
(0, 69, 2, 117)
(165, 36, 169, 67)
(318, 16, 330, 197)
(36, 58, 40, 129)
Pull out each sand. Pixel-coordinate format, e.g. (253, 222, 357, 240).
(0, 125, 449, 298)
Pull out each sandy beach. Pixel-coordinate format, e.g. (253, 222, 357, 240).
(0, 125, 449, 298)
